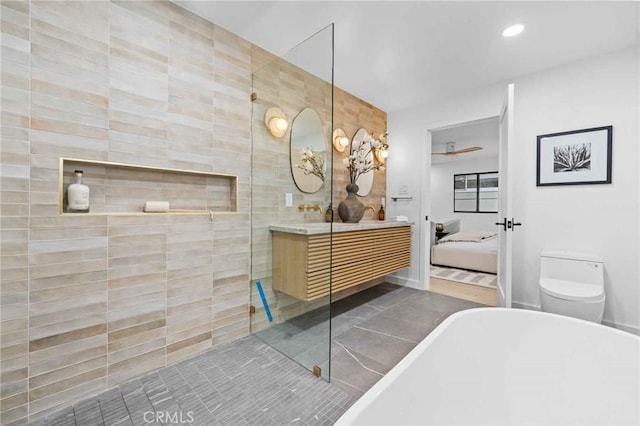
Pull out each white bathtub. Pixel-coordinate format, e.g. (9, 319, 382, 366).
(336, 308, 640, 425)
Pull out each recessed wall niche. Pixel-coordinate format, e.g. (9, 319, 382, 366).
(59, 158, 238, 215)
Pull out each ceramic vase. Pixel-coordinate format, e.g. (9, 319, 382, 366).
(338, 183, 365, 223)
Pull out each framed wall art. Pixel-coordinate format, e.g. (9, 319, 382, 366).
(536, 125, 612, 186)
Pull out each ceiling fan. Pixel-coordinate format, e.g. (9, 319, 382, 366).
(432, 142, 482, 156)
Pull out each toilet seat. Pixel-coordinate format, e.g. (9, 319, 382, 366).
(539, 278, 604, 302)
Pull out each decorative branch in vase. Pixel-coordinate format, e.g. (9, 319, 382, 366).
(338, 131, 388, 223)
(343, 132, 388, 184)
(296, 147, 325, 182)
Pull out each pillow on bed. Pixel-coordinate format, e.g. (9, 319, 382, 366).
(438, 231, 497, 243)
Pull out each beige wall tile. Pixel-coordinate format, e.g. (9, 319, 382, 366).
(29, 315, 107, 345)
(30, 270, 107, 292)
(29, 355, 106, 390)
(108, 310, 164, 335)
(29, 281, 107, 304)
(107, 337, 165, 366)
(107, 347, 165, 377)
(108, 325, 166, 354)
(107, 272, 165, 290)
(0, 405, 28, 426)
(31, 76, 108, 107)
(108, 319, 165, 344)
(28, 333, 103, 366)
(1, 282, 27, 298)
(29, 324, 107, 352)
(0, 378, 27, 401)
(29, 258, 108, 280)
(1, 1, 30, 422)
(0, 330, 27, 351)
(166, 339, 210, 365)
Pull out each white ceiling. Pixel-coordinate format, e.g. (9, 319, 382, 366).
(431, 117, 499, 165)
(177, 1, 639, 113)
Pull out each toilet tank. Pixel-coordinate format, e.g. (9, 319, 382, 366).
(540, 251, 604, 285)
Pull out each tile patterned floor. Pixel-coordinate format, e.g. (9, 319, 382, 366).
(32, 284, 484, 425)
(30, 337, 352, 426)
(331, 284, 484, 398)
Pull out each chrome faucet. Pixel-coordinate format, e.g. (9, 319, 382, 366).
(298, 204, 323, 213)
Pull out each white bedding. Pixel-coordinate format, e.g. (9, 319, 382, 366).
(431, 235, 498, 274)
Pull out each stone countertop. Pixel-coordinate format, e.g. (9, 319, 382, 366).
(269, 221, 413, 235)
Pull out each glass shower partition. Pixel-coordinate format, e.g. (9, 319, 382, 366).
(250, 25, 334, 380)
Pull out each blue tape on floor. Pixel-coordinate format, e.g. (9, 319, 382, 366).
(255, 280, 273, 322)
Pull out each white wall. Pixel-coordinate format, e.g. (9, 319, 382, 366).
(387, 47, 639, 332)
(431, 156, 499, 231)
(385, 83, 504, 289)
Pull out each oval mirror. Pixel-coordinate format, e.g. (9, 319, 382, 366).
(290, 108, 327, 194)
(351, 128, 374, 196)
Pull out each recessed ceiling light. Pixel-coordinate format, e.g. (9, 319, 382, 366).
(502, 24, 524, 38)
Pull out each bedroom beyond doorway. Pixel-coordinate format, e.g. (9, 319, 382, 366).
(428, 117, 500, 306)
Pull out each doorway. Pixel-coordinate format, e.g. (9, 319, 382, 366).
(420, 116, 501, 306)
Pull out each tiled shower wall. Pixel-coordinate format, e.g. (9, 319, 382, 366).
(0, 1, 387, 424)
(0, 1, 256, 423)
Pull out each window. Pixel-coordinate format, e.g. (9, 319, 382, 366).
(454, 171, 498, 213)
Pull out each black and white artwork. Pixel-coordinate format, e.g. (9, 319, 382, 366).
(553, 143, 591, 173)
(537, 126, 612, 186)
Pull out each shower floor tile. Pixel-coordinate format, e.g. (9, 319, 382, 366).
(32, 337, 353, 426)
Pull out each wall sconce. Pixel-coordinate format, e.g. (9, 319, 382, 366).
(374, 131, 389, 164)
(333, 128, 349, 152)
(265, 107, 288, 138)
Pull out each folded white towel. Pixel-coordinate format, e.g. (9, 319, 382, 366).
(144, 201, 170, 212)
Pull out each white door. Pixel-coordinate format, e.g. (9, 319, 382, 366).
(497, 84, 514, 307)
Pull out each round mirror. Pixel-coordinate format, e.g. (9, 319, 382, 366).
(351, 128, 374, 196)
(290, 108, 326, 193)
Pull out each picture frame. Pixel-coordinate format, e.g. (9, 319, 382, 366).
(536, 126, 612, 186)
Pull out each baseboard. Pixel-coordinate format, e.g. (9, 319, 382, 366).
(512, 301, 540, 311)
(512, 301, 639, 335)
(385, 274, 424, 290)
(602, 320, 640, 336)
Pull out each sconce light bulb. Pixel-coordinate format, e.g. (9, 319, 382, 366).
(339, 136, 349, 147)
(273, 117, 288, 132)
(380, 149, 389, 159)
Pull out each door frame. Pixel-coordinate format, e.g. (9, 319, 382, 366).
(419, 115, 502, 292)
(496, 83, 515, 308)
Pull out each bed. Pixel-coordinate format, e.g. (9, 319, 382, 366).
(430, 231, 498, 274)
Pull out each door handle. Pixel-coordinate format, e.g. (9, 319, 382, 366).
(511, 218, 522, 231)
(495, 218, 507, 232)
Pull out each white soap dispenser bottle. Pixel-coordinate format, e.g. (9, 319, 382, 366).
(67, 170, 90, 213)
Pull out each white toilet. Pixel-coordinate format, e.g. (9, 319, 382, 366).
(539, 251, 605, 323)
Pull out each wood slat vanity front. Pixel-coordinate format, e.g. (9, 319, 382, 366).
(271, 223, 411, 301)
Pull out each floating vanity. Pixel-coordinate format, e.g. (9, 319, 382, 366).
(270, 222, 412, 301)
